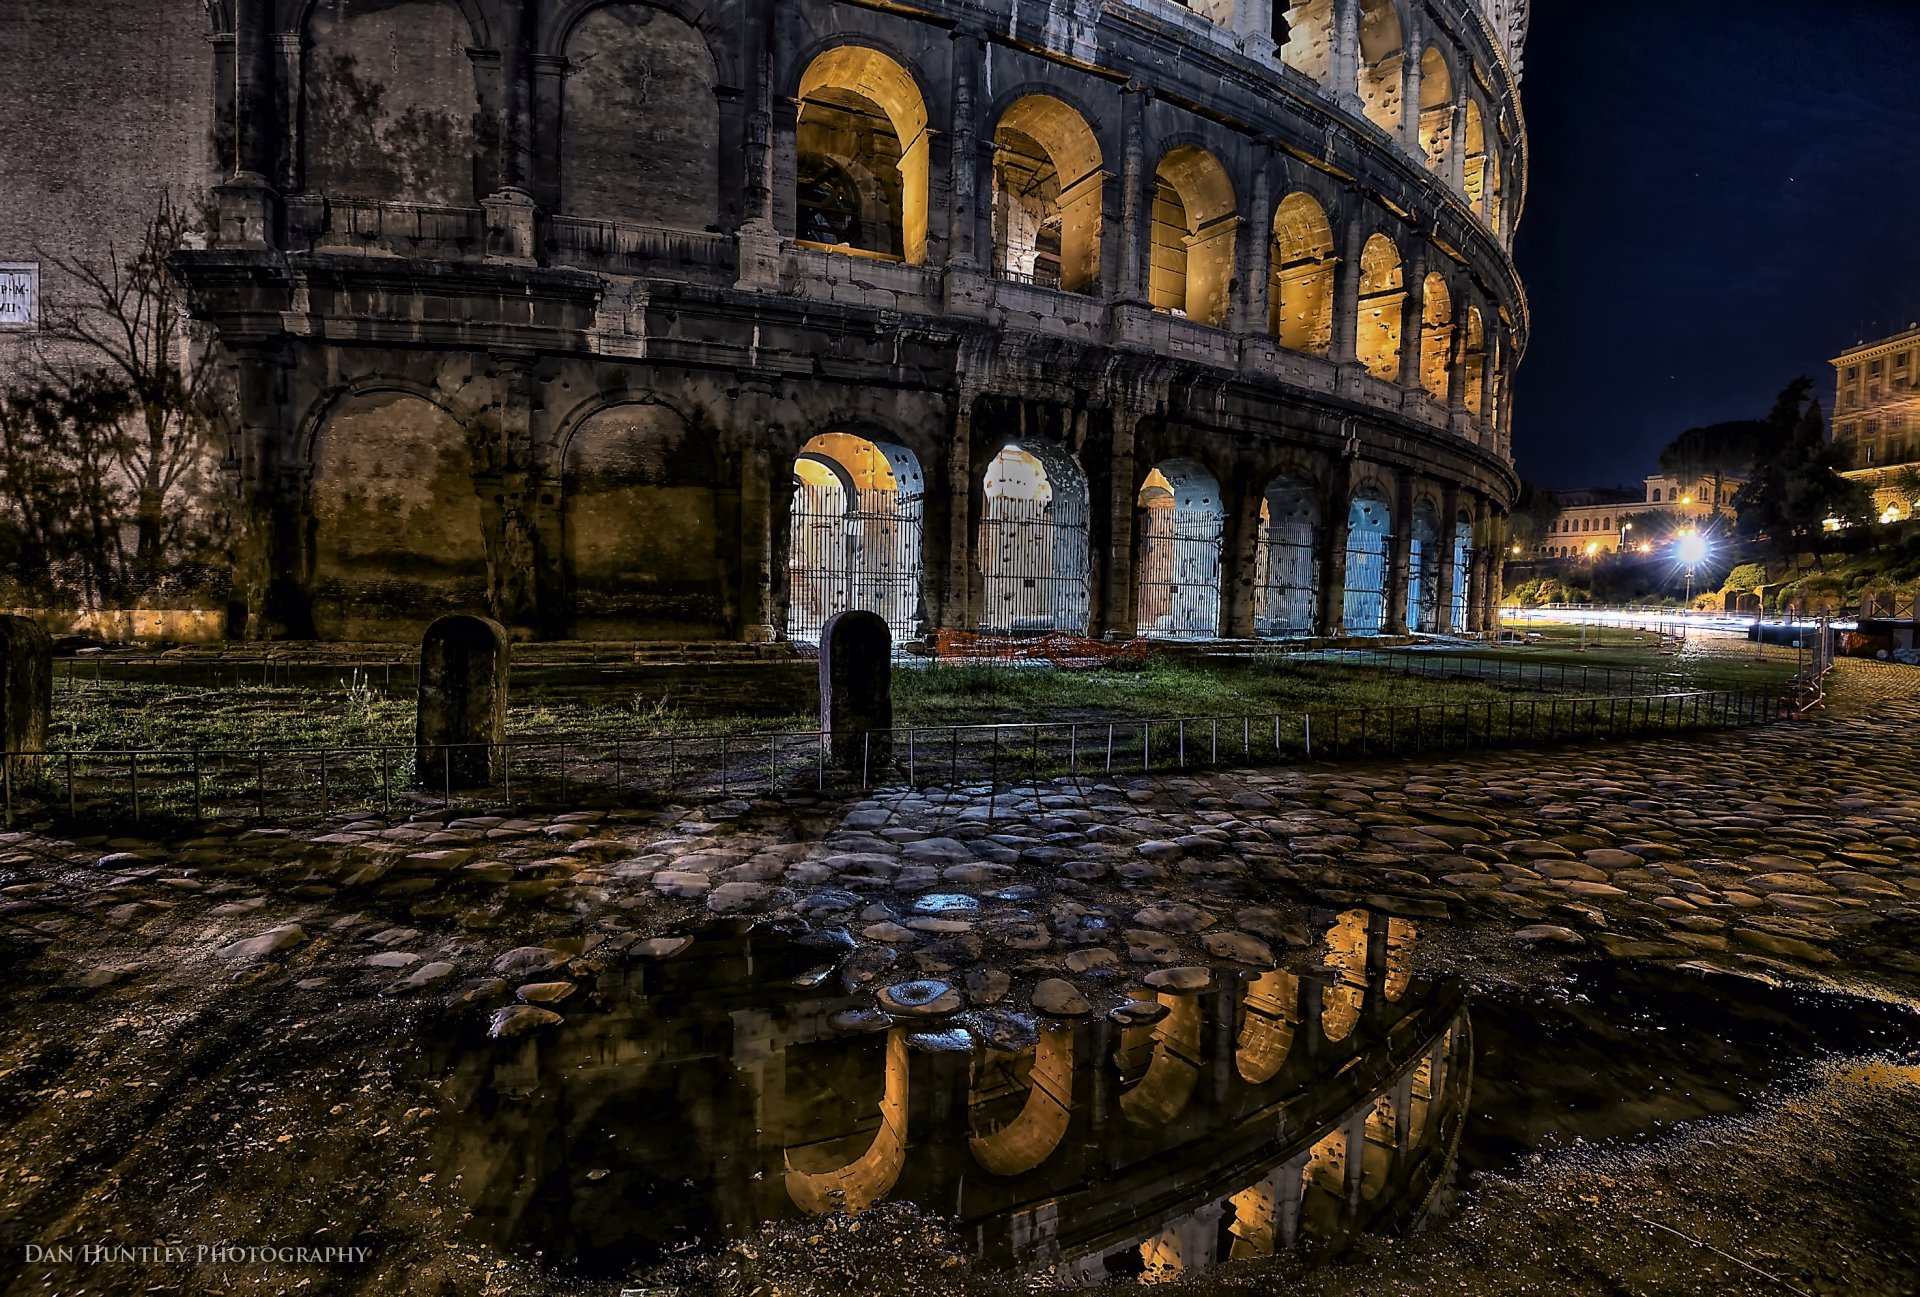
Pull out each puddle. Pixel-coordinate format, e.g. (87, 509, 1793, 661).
(430, 912, 1460, 1286)
(424, 921, 1920, 1290)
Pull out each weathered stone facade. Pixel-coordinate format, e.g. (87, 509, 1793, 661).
(170, 0, 1528, 643)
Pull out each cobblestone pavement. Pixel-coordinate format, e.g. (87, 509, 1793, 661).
(2, 656, 1918, 1294)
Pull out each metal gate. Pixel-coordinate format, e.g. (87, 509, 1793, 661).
(787, 478, 923, 645)
(1255, 490, 1319, 636)
(1138, 507, 1223, 637)
(1342, 496, 1391, 635)
(978, 496, 1091, 633)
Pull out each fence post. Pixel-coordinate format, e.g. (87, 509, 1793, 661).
(769, 734, 778, 795)
(3, 754, 11, 828)
(130, 752, 139, 823)
(193, 750, 202, 821)
(66, 752, 75, 817)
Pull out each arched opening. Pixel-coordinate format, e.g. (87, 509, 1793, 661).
(1149, 147, 1238, 328)
(1463, 99, 1488, 214)
(784, 1030, 908, 1213)
(1357, 0, 1406, 136)
(1254, 475, 1320, 637)
(1116, 992, 1204, 1127)
(1419, 272, 1453, 401)
(309, 391, 487, 640)
(1236, 969, 1300, 1084)
(1279, 0, 1334, 83)
(968, 1025, 1074, 1176)
(563, 402, 729, 638)
(1407, 501, 1441, 632)
(1449, 513, 1472, 632)
(1320, 909, 1369, 1042)
(1418, 47, 1454, 172)
(1298, 1126, 1347, 1237)
(786, 431, 924, 646)
(1355, 234, 1405, 380)
(992, 96, 1103, 292)
(1463, 307, 1487, 416)
(1360, 1091, 1396, 1201)
(795, 46, 929, 263)
(1486, 146, 1505, 232)
(1342, 490, 1392, 635)
(560, 5, 719, 230)
(978, 441, 1092, 635)
(1270, 192, 1335, 354)
(1136, 460, 1224, 638)
(303, 0, 478, 206)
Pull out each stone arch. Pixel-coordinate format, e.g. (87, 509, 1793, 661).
(308, 389, 488, 640)
(1236, 969, 1299, 1084)
(785, 1029, 909, 1213)
(1418, 46, 1454, 172)
(1419, 272, 1454, 401)
(1360, 1090, 1396, 1201)
(1342, 487, 1392, 634)
(968, 1024, 1074, 1176)
(1279, 0, 1333, 83)
(1463, 98, 1488, 214)
(559, 4, 720, 231)
(1356, 233, 1405, 381)
(1270, 191, 1335, 354)
(1136, 458, 1224, 638)
(787, 430, 924, 645)
(1486, 144, 1505, 232)
(978, 439, 1091, 635)
(1149, 145, 1238, 328)
(1117, 992, 1204, 1128)
(1357, 0, 1406, 136)
(990, 94, 1105, 294)
(1299, 1125, 1348, 1237)
(795, 44, 931, 264)
(1407, 499, 1441, 631)
(1320, 909, 1369, 1043)
(1462, 306, 1488, 416)
(302, 0, 479, 206)
(561, 400, 729, 637)
(1255, 473, 1320, 637)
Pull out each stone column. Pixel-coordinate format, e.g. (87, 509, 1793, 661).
(1384, 470, 1414, 634)
(738, 445, 776, 642)
(1221, 462, 1264, 639)
(1057, 170, 1109, 295)
(1117, 81, 1153, 304)
(527, 55, 568, 213)
(1449, 78, 1470, 193)
(1096, 410, 1143, 637)
(932, 391, 979, 632)
(496, 0, 533, 194)
(1482, 516, 1507, 627)
(1398, 32, 1424, 157)
(480, 354, 542, 632)
(1342, 1110, 1368, 1208)
(946, 25, 986, 269)
(1235, 158, 1274, 336)
(1396, 244, 1427, 392)
(1187, 217, 1242, 328)
(1275, 1151, 1309, 1249)
(1316, 455, 1354, 636)
(1447, 285, 1473, 417)
(213, 0, 280, 248)
(1329, 210, 1364, 367)
(1331, 0, 1362, 110)
(821, 611, 893, 774)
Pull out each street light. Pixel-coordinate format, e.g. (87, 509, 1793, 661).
(1677, 529, 1708, 606)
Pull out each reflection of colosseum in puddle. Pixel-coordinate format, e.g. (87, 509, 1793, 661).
(436, 910, 1467, 1285)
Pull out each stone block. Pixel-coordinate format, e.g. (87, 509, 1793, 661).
(820, 610, 892, 776)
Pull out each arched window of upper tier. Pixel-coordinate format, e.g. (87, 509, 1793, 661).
(1357, 0, 1406, 136)
(1419, 272, 1454, 402)
(1463, 307, 1488, 416)
(1418, 47, 1454, 174)
(1149, 147, 1238, 329)
(1463, 98, 1488, 215)
(990, 96, 1104, 295)
(1355, 233, 1405, 381)
(1485, 145, 1505, 233)
(1270, 192, 1336, 355)
(1279, 0, 1334, 84)
(795, 46, 930, 264)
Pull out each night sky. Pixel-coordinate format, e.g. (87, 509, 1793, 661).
(1510, 1, 1920, 489)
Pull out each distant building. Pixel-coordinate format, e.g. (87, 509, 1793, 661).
(1534, 474, 1739, 559)
(1832, 325, 1920, 522)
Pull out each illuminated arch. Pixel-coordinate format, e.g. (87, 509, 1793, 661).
(1117, 992, 1204, 1127)
(1343, 488, 1393, 635)
(1149, 146, 1238, 328)
(1463, 307, 1488, 416)
(1320, 909, 1369, 1041)
(1136, 459, 1225, 638)
(991, 95, 1104, 294)
(1418, 47, 1454, 172)
(1463, 98, 1488, 214)
(978, 440, 1092, 634)
(1254, 475, 1320, 637)
(795, 46, 930, 263)
(784, 1029, 909, 1213)
(786, 431, 924, 645)
(1270, 192, 1335, 354)
(968, 1025, 1074, 1175)
(1357, 0, 1406, 136)
(1279, 0, 1333, 83)
(1356, 233, 1405, 380)
(1235, 969, 1300, 1083)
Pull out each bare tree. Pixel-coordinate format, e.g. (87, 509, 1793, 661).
(39, 193, 217, 586)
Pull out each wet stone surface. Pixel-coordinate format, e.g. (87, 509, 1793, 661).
(0, 658, 1916, 1292)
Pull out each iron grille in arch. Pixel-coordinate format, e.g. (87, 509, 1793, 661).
(786, 479, 924, 646)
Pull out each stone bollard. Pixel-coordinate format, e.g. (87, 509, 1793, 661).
(0, 616, 51, 789)
(416, 615, 509, 790)
(819, 610, 892, 778)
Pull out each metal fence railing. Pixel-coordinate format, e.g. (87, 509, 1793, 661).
(0, 685, 1786, 828)
(1283, 646, 1777, 696)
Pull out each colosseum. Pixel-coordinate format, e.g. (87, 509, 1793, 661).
(169, 0, 1528, 644)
